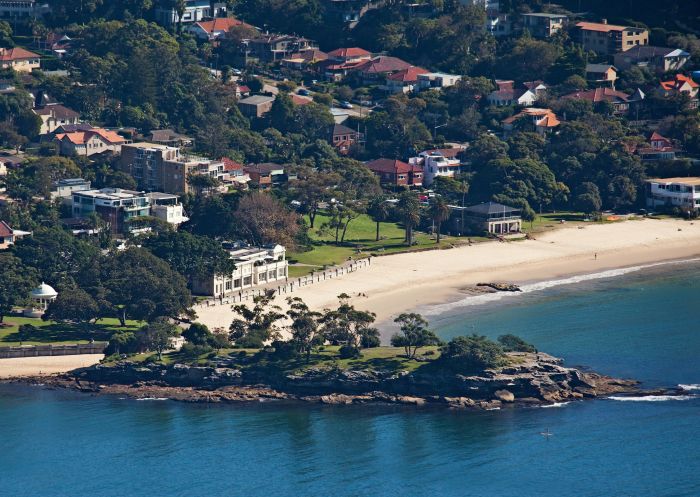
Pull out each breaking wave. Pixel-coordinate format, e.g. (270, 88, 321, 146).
(607, 395, 695, 402)
(678, 384, 700, 391)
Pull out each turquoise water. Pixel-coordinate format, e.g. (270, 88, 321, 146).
(2, 262, 700, 497)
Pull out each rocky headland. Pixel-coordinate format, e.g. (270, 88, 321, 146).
(24, 352, 645, 410)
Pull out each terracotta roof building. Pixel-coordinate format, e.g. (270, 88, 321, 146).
(576, 21, 648, 55)
(55, 128, 127, 156)
(357, 56, 413, 81)
(365, 158, 423, 188)
(386, 66, 429, 94)
(186, 17, 252, 41)
(0, 47, 40, 72)
(659, 74, 699, 107)
(502, 108, 560, 135)
(562, 87, 632, 113)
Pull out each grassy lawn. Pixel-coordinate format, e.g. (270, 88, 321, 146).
(0, 317, 142, 346)
(122, 345, 442, 375)
(288, 212, 456, 274)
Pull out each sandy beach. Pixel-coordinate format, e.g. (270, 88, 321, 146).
(196, 218, 700, 332)
(0, 355, 104, 379)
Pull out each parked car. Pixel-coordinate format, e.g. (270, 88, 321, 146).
(231, 68, 242, 76)
(297, 88, 310, 96)
(339, 101, 353, 109)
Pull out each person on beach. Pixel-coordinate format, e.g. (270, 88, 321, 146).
(595, 253, 598, 260)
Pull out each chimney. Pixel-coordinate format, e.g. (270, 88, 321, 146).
(601, 19, 608, 24)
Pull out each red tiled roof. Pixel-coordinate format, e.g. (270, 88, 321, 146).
(291, 94, 312, 106)
(328, 47, 371, 58)
(237, 85, 250, 93)
(387, 66, 429, 82)
(0, 47, 40, 61)
(0, 220, 12, 237)
(365, 158, 421, 174)
(660, 74, 699, 91)
(563, 87, 630, 103)
(55, 128, 125, 145)
(357, 56, 412, 75)
(502, 108, 560, 127)
(194, 17, 250, 34)
(221, 157, 243, 171)
(649, 131, 667, 141)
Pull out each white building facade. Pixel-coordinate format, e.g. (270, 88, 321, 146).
(646, 178, 700, 212)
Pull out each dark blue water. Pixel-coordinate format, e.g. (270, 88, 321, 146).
(2, 262, 700, 497)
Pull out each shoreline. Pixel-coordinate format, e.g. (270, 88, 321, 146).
(0, 354, 104, 380)
(194, 218, 700, 333)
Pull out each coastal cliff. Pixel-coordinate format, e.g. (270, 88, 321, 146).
(51, 352, 638, 410)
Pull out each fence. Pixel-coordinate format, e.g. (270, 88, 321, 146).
(194, 257, 373, 309)
(0, 342, 108, 359)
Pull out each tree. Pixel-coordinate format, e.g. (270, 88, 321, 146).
(100, 247, 193, 326)
(229, 289, 284, 347)
(106, 331, 138, 355)
(438, 334, 506, 373)
(321, 294, 378, 352)
(182, 322, 212, 345)
(0, 254, 38, 324)
(137, 318, 180, 361)
(575, 182, 603, 216)
(43, 288, 100, 324)
(397, 190, 421, 245)
(368, 195, 390, 241)
(142, 231, 236, 286)
(390, 313, 440, 359)
(428, 196, 450, 243)
(497, 334, 535, 353)
(286, 297, 323, 362)
(234, 191, 301, 249)
(292, 170, 340, 229)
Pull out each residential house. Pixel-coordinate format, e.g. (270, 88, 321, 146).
(291, 94, 313, 106)
(234, 84, 251, 99)
(148, 129, 193, 147)
(562, 87, 631, 113)
(410, 148, 467, 186)
(635, 132, 678, 161)
(487, 13, 514, 37)
(0, 47, 40, 72)
(281, 49, 328, 70)
(356, 56, 413, 82)
(54, 128, 127, 156)
(221, 157, 250, 187)
(147, 192, 189, 226)
(327, 47, 372, 64)
(646, 177, 700, 212)
(576, 21, 648, 55)
(487, 80, 540, 107)
(329, 123, 362, 155)
(585, 64, 618, 88)
(185, 17, 251, 41)
(365, 158, 423, 188)
(325, 0, 384, 26)
(155, 0, 225, 26)
(0, 220, 30, 249)
(50, 177, 91, 201)
(33, 103, 80, 135)
(71, 188, 151, 235)
(416, 72, 462, 91)
(385, 66, 429, 94)
(244, 163, 286, 188)
(614, 46, 690, 73)
(238, 95, 275, 118)
(501, 107, 560, 135)
(521, 13, 567, 38)
(119, 142, 227, 195)
(245, 35, 316, 62)
(454, 201, 522, 235)
(659, 74, 699, 108)
(192, 244, 288, 297)
(318, 47, 372, 80)
(0, 1, 48, 20)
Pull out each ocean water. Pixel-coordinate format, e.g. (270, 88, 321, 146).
(2, 261, 700, 497)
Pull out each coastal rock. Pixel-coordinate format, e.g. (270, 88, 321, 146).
(494, 390, 515, 402)
(477, 282, 521, 292)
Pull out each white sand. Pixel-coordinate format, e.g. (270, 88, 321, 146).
(0, 354, 104, 379)
(196, 218, 700, 331)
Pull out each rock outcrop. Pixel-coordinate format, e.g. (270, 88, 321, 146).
(48, 351, 640, 410)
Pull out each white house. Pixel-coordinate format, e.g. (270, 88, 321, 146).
(192, 244, 289, 297)
(417, 72, 461, 91)
(646, 177, 700, 212)
(410, 148, 467, 186)
(147, 192, 189, 226)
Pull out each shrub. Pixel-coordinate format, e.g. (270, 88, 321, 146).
(361, 331, 381, 348)
(338, 345, 361, 359)
(268, 340, 298, 360)
(438, 335, 506, 373)
(180, 342, 213, 359)
(497, 334, 536, 353)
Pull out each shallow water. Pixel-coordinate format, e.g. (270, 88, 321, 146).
(2, 262, 700, 496)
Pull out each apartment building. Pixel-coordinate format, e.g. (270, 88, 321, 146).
(646, 178, 700, 212)
(576, 21, 648, 55)
(521, 13, 567, 38)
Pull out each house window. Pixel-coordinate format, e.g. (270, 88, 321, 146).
(243, 276, 252, 286)
(225, 281, 232, 290)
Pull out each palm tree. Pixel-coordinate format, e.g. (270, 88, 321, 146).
(429, 196, 451, 244)
(397, 190, 420, 246)
(368, 195, 390, 242)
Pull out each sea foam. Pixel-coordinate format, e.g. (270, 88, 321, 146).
(678, 384, 700, 391)
(607, 395, 695, 402)
(423, 257, 700, 316)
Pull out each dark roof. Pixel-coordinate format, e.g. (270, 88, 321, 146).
(244, 163, 284, 174)
(357, 56, 412, 74)
(55, 123, 94, 133)
(465, 202, 520, 215)
(33, 104, 80, 119)
(619, 45, 686, 59)
(0, 220, 12, 237)
(149, 129, 191, 142)
(365, 158, 421, 174)
(331, 123, 356, 136)
(586, 63, 616, 73)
